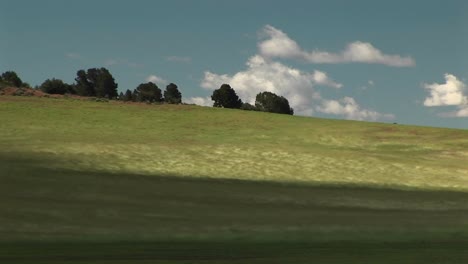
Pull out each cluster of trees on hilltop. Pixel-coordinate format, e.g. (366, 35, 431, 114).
(211, 84, 294, 115)
(120, 82, 182, 104)
(40, 68, 182, 104)
(74, 68, 118, 98)
(37, 67, 119, 98)
(1, 69, 294, 115)
(32, 67, 182, 104)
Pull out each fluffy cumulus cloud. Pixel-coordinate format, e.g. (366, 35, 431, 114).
(201, 55, 323, 115)
(201, 55, 392, 120)
(312, 70, 343, 89)
(259, 25, 415, 67)
(196, 25, 397, 121)
(423, 74, 468, 118)
(317, 97, 395, 121)
(423, 74, 467, 106)
(146, 75, 168, 85)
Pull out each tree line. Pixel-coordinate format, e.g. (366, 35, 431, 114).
(1, 69, 293, 115)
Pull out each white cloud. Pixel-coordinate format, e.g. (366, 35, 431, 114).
(258, 25, 303, 59)
(146, 75, 168, 85)
(201, 72, 232, 90)
(423, 74, 467, 106)
(197, 25, 395, 121)
(201, 55, 321, 115)
(317, 97, 395, 121)
(259, 25, 415, 67)
(200, 55, 392, 120)
(166, 56, 192, 63)
(422, 74, 468, 118)
(312, 70, 343, 89)
(454, 106, 468, 117)
(184, 96, 213, 106)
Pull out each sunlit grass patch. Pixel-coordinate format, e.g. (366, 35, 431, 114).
(0, 96, 467, 190)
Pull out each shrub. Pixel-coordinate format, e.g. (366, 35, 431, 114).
(164, 83, 182, 104)
(40, 78, 74, 95)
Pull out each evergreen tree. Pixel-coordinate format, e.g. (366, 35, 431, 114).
(74, 68, 118, 98)
(75, 70, 95, 96)
(164, 83, 182, 104)
(124, 89, 133, 102)
(134, 82, 162, 103)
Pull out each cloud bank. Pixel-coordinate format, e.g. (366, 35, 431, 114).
(259, 25, 415, 67)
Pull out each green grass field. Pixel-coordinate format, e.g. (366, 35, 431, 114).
(1, 96, 468, 263)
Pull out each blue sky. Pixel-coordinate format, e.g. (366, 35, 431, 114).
(1, 0, 468, 129)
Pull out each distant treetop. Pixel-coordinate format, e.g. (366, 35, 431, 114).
(164, 83, 182, 104)
(255, 91, 294, 115)
(75, 68, 118, 98)
(211, 84, 243, 109)
(1, 71, 23, 87)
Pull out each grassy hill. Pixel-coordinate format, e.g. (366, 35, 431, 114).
(1, 96, 468, 263)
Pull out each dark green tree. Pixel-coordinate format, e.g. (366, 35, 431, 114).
(134, 82, 162, 103)
(1, 71, 23, 87)
(211, 84, 242, 108)
(124, 89, 133, 102)
(255, 91, 294, 115)
(164, 83, 182, 104)
(75, 70, 94, 96)
(40, 78, 74, 94)
(74, 68, 118, 98)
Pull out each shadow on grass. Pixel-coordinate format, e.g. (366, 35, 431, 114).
(1, 154, 468, 263)
(2, 240, 468, 264)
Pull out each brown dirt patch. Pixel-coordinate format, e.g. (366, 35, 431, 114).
(0, 87, 46, 97)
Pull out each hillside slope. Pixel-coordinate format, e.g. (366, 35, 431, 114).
(1, 96, 467, 190)
(1, 96, 468, 263)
